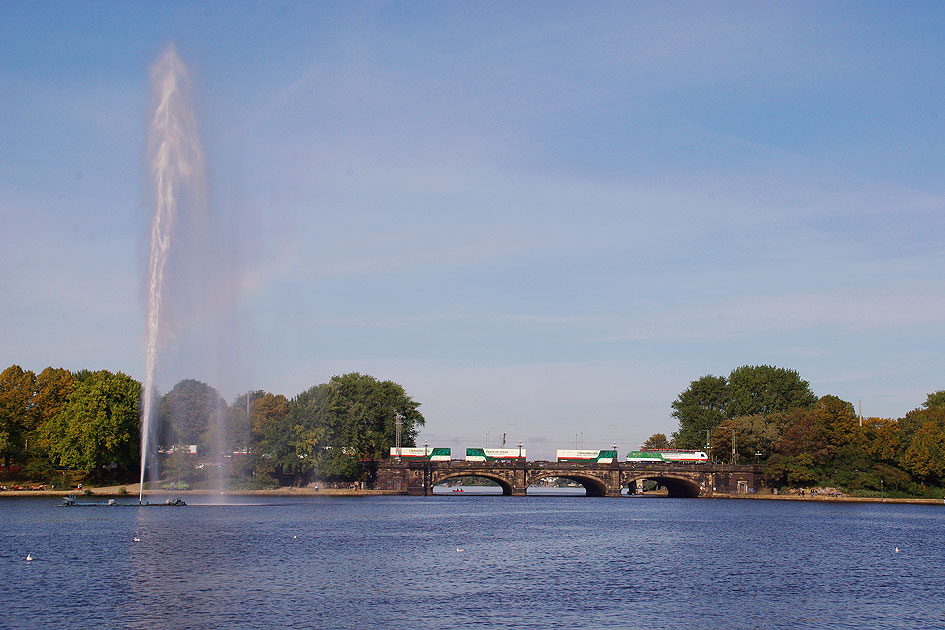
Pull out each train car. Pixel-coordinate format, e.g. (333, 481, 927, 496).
(465, 448, 526, 462)
(389, 447, 451, 461)
(556, 449, 618, 463)
(626, 450, 708, 463)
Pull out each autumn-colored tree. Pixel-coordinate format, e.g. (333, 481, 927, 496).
(776, 408, 833, 462)
(252, 392, 289, 442)
(0, 365, 37, 468)
(31, 367, 75, 452)
(899, 401, 945, 448)
(642, 433, 671, 449)
(901, 420, 945, 484)
(709, 419, 740, 463)
(812, 395, 861, 448)
(862, 417, 900, 462)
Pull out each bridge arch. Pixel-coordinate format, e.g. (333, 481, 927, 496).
(624, 473, 702, 498)
(431, 471, 513, 495)
(527, 473, 608, 497)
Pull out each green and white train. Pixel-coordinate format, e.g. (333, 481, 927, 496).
(465, 448, 526, 462)
(625, 450, 708, 463)
(555, 450, 618, 463)
(389, 447, 451, 461)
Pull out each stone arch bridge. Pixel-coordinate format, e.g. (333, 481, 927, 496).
(372, 460, 763, 497)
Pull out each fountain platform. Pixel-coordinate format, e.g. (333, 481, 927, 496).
(56, 495, 186, 507)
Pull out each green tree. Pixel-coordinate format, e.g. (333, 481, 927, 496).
(259, 373, 425, 485)
(316, 447, 358, 481)
(672, 366, 816, 450)
(328, 373, 424, 458)
(258, 384, 330, 483)
(0, 365, 37, 468)
(726, 365, 817, 419)
(163, 448, 195, 489)
(45, 370, 141, 478)
(785, 453, 819, 486)
(223, 392, 252, 454)
(159, 379, 226, 450)
(726, 414, 782, 463)
(763, 453, 788, 487)
(923, 390, 945, 409)
(871, 463, 912, 494)
(671, 375, 728, 448)
(830, 444, 875, 489)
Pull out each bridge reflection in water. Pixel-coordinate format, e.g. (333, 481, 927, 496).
(373, 460, 763, 498)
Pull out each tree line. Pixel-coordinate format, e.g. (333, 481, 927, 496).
(5, 361, 943, 496)
(658, 364, 945, 497)
(0, 365, 423, 487)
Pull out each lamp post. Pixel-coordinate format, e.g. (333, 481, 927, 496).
(395, 413, 404, 460)
(731, 428, 737, 465)
(424, 440, 430, 457)
(517, 441, 525, 495)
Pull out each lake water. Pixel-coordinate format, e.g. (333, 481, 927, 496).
(2, 494, 943, 629)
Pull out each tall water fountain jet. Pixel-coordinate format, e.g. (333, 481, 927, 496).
(140, 45, 206, 503)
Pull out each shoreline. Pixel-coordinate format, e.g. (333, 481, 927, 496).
(715, 493, 944, 506)
(0, 484, 942, 505)
(0, 485, 401, 499)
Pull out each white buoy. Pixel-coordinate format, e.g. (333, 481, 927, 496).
(25, 554, 32, 562)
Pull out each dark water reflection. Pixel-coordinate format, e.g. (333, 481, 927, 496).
(2, 496, 944, 629)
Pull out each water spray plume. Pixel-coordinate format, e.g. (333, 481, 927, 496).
(141, 45, 205, 504)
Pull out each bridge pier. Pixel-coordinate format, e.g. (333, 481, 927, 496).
(510, 467, 527, 496)
(604, 469, 622, 497)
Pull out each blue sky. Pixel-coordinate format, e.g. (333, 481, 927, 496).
(2, 2, 944, 458)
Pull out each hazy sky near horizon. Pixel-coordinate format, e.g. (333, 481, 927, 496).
(2, 2, 944, 458)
